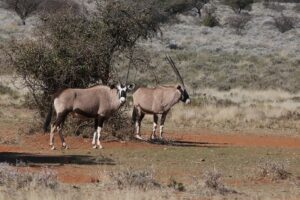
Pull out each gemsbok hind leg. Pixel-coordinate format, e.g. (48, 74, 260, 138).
(94, 116, 105, 149)
(49, 112, 68, 150)
(150, 114, 158, 140)
(134, 107, 145, 140)
(159, 111, 169, 140)
(92, 118, 98, 148)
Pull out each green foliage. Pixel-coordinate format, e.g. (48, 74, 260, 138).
(6, 0, 160, 116)
(0, 84, 18, 98)
(202, 14, 219, 27)
(223, 0, 254, 13)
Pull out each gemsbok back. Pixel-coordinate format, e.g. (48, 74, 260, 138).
(132, 56, 191, 140)
(44, 83, 134, 150)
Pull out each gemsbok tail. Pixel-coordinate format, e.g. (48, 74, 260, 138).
(43, 104, 53, 133)
(131, 106, 137, 125)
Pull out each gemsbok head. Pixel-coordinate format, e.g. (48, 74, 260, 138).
(132, 55, 190, 140)
(44, 80, 135, 150)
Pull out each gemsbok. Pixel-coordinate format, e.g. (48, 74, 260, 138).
(43, 83, 134, 150)
(132, 56, 191, 140)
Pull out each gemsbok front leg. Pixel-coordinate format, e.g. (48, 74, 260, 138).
(151, 114, 158, 140)
(159, 111, 169, 140)
(93, 116, 105, 149)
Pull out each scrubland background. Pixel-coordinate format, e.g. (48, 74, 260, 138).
(0, 0, 299, 199)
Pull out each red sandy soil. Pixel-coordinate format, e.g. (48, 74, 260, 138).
(0, 131, 300, 184)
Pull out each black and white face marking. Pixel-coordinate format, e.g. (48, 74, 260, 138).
(117, 84, 127, 104)
(177, 85, 191, 104)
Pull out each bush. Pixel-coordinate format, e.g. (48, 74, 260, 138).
(37, 0, 80, 14)
(293, 4, 300, 12)
(109, 168, 161, 191)
(202, 14, 219, 27)
(154, 0, 210, 18)
(226, 13, 251, 35)
(273, 13, 297, 33)
(168, 178, 185, 192)
(2, 0, 43, 25)
(223, 0, 254, 13)
(263, 0, 286, 11)
(5, 0, 160, 118)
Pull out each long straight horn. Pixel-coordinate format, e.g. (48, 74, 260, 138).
(125, 51, 133, 85)
(112, 66, 122, 85)
(165, 55, 185, 88)
(125, 64, 130, 85)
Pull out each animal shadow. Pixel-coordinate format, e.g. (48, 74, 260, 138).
(0, 152, 115, 166)
(147, 138, 228, 148)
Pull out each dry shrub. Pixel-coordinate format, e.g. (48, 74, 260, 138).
(223, 0, 254, 13)
(2, 0, 43, 25)
(109, 168, 161, 191)
(167, 177, 185, 192)
(202, 14, 219, 27)
(202, 5, 219, 27)
(294, 4, 300, 12)
(258, 160, 291, 181)
(203, 170, 237, 195)
(273, 13, 297, 33)
(226, 13, 251, 35)
(0, 163, 58, 189)
(105, 107, 134, 140)
(38, 0, 81, 14)
(0, 84, 18, 98)
(263, 1, 286, 11)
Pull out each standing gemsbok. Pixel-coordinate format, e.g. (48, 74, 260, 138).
(43, 83, 134, 150)
(132, 56, 191, 140)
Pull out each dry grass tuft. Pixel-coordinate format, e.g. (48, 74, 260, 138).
(0, 163, 58, 189)
(258, 160, 291, 181)
(273, 13, 297, 33)
(203, 170, 237, 195)
(109, 168, 161, 191)
(167, 177, 185, 192)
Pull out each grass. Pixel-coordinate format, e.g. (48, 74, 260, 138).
(0, 84, 18, 98)
(119, 50, 300, 93)
(163, 88, 300, 134)
(0, 145, 299, 199)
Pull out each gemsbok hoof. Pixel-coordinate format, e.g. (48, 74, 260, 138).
(134, 135, 144, 141)
(50, 146, 56, 150)
(62, 143, 68, 149)
(92, 145, 97, 149)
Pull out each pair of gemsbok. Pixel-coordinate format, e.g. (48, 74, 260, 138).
(43, 56, 191, 150)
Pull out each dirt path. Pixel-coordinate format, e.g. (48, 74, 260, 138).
(0, 132, 300, 184)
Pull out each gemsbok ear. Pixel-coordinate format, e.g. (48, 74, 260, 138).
(127, 83, 135, 91)
(177, 85, 182, 90)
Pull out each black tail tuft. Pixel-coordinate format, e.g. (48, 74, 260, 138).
(131, 106, 137, 125)
(43, 104, 53, 133)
